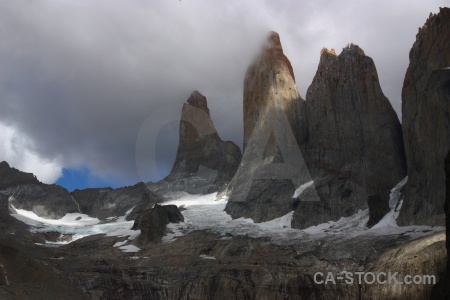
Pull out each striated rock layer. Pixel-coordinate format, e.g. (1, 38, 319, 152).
(398, 7, 450, 226)
(225, 32, 313, 222)
(293, 45, 406, 228)
(149, 91, 242, 196)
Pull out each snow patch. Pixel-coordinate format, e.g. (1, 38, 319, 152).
(293, 180, 314, 198)
(372, 176, 408, 229)
(12, 209, 100, 227)
(113, 240, 128, 247)
(119, 245, 141, 253)
(389, 176, 407, 210)
(199, 254, 216, 260)
(12, 207, 139, 248)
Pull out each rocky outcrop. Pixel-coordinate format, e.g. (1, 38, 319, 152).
(149, 91, 242, 196)
(134, 204, 184, 245)
(398, 7, 450, 226)
(292, 45, 406, 229)
(0, 161, 39, 189)
(225, 32, 314, 222)
(71, 182, 161, 221)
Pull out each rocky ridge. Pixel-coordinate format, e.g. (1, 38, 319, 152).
(0, 161, 160, 221)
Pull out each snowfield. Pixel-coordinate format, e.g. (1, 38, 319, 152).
(10, 176, 444, 252)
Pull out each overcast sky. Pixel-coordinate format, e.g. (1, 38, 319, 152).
(0, 0, 447, 190)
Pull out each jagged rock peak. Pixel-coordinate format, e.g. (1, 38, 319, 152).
(319, 44, 366, 63)
(181, 90, 218, 139)
(418, 7, 450, 35)
(186, 90, 209, 114)
(342, 43, 365, 56)
(320, 47, 336, 56)
(242, 31, 300, 151)
(148, 91, 242, 196)
(258, 31, 296, 82)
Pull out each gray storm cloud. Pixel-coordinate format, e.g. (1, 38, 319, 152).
(0, 0, 447, 185)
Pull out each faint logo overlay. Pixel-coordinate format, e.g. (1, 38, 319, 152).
(135, 103, 220, 184)
(135, 103, 319, 201)
(314, 271, 436, 285)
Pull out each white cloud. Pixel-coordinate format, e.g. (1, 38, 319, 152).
(0, 122, 62, 183)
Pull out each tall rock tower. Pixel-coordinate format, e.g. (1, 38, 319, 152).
(291, 45, 407, 228)
(225, 32, 314, 222)
(150, 91, 242, 196)
(398, 7, 450, 226)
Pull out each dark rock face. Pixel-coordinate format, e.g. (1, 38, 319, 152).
(398, 7, 450, 226)
(149, 91, 242, 196)
(433, 150, 450, 298)
(292, 45, 406, 229)
(225, 32, 314, 222)
(134, 204, 184, 245)
(367, 194, 391, 228)
(0, 193, 25, 232)
(447, 151, 450, 270)
(0, 161, 39, 189)
(71, 182, 161, 221)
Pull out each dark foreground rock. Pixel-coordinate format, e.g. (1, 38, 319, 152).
(45, 229, 444, 300)
(399, 7, 450, 226)
(149, 91, 242, 197)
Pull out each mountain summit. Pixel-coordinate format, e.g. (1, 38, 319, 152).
(149, 91, 242, 196)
